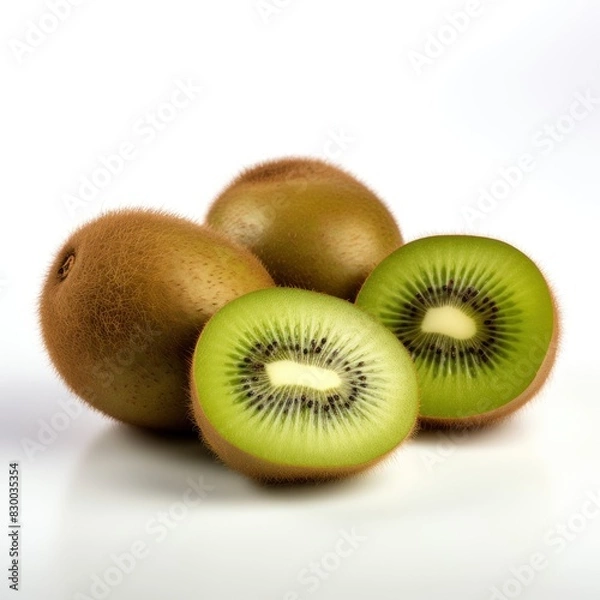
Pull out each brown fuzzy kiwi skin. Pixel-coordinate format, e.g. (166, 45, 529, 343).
(419, 292, 561, 429)
(39, 209, 274, 432)
(205, 157, 403, 301)
(189, 361, 419, 483)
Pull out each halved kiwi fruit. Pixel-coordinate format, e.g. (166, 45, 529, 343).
(39, 209, 274, 432)
(190, 288, 419, 481)
(355, 235, 558, 427)
(205, 157, 403, 300)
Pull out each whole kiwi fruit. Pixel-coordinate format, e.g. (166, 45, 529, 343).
(205, 157, 403, 300)
(190, 287, 419, 481)
(39, 209, 274, 432)
(356, 235, 559, 427)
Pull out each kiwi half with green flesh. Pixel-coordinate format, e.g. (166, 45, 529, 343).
(205, 157, 403, 300)
(39, 209, 274, 432)
(355, 235, 558, 427)
(190, 288, 419, 481)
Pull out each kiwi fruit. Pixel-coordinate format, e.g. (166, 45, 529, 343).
(355, 235, 558, 427)
(205, 157, 403, 300)
(190, 287, 419, 481)
(39, 209, 274, 432)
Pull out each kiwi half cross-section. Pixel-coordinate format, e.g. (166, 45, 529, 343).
(356, 235, 558, 427)
(39, 209, 274, 432)
(190, 288, 419, 481)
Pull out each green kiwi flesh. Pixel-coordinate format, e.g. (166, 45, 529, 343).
(355, 235, 558, 426)
(39, 209, 274, 432)
(205, 157, 403, 300)
(190, 288, 419, 481)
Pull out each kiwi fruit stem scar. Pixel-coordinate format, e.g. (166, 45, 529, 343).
(39, 209, 274, 432)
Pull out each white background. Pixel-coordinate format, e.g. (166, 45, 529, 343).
(1, 1, 600, 599)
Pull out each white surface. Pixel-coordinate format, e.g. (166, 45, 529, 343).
(1, 1, 599, 599)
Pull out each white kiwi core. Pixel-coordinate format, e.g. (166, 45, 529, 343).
(265, 360, 342, 391)
(421, 306, 477, 340)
